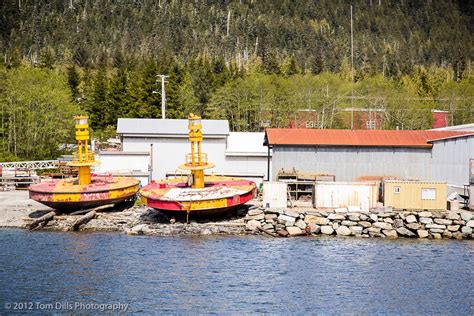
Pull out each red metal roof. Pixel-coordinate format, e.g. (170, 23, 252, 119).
(264, 129, 474, 148)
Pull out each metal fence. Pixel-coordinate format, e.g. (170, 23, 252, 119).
(0, 160, 59, 170)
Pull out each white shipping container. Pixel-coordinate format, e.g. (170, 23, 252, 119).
(263, 181, 288, 208)
(313, 181, 379, 212)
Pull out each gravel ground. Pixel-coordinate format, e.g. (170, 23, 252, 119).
(0, 190, 52, 227)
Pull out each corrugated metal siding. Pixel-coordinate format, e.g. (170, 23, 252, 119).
(384, 181, 447, 210)
(430, 137, 474, 185)
(272, 146, 432, 182)
(271, 135, 474, 186)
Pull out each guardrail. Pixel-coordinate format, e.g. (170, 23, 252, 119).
(0, 160, 60, 170)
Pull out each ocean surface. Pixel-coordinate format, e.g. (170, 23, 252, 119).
(0, 229, 472, 314)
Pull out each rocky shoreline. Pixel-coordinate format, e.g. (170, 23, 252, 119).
(7, 205, 474, 240)
(244, 207, 474, 239)
(1, 192, 473, 239)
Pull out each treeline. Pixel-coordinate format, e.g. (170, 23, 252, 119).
(0, 0, 473, 161)
(0, 67, 78, 161)
(63, 57, 472, 133)
(1, 58, 472, 159)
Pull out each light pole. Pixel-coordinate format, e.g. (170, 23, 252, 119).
(153, 74, 169, 119)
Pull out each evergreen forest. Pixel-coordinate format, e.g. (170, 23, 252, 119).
(0, 0, 473, 160)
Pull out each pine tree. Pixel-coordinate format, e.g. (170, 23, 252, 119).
(280, 56, 298, 76)
(66, 64, 80, 101)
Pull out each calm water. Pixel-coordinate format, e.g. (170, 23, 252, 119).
(0, 229, 472, 314)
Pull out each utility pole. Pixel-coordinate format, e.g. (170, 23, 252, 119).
(153, 75, 169, 119)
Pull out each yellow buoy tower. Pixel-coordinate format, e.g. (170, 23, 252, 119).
(69, 115, 98, 185)
(179, 114, 215, 188)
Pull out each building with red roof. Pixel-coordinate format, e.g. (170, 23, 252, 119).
(264, 128, 474, 186)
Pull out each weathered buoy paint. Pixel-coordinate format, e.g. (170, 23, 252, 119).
(140, 175, 256, 216)
(29, 176, 140, 211)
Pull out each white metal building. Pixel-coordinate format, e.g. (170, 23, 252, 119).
(430, 123, 474, 132)
(95, 151, 150, 186)
(101, 118, 270, 185)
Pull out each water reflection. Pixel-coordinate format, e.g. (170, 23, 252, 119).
(0, 230, 472, 314)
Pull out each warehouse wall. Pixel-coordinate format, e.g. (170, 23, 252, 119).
(225, 155, 268, 181)
(430, 136, 474, 185)
(123, 137, 227, 180)
(272, 136, 474, 186)
(272, 146, 432, 182)
(122, 136, 270, 181)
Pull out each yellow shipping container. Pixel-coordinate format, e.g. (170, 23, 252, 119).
(383, 181, 447, 211)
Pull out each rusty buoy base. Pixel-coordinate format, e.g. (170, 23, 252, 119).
(140, 175, 256, 219)
(29, 176, 140, 212)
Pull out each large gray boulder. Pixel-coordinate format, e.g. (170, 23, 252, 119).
(284, 209, 300, 218)
(419, 217, 433, 224)
(447, 225, 460, 232)
(247, 209, 264, 216)
(373, 222, 393, 230)
(286, 226, 303, 236)
(396, 227, 416, 237)
(406, 223, 422, 230)
(328, 213, 346, 220)
(278, 214, 296, 226)
(460, 211, 473, 221)
(246, 220, 262, 231)
(304, 215, 329, 225)
(417, 230, 429, 238)
(461, 226, 473, 235)
(341, 220, 358, 226)
(350, 226, 363, 235)
(295, 219, 307, 230)
(434, 218, 452, 225)
(336, 226, 352, 236)
(419, 211, 432, 217)
(383, 229, 398, 238)
(307, 223, 321, 234)
(425, 224, 446, 230)
(321, 226, 334, 235)
(445, 212, 461, 220)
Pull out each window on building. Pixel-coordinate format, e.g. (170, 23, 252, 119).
(421, 188, 436, 200)
(366, 120, 376, 130)
(394, 186, 401, 194)
(305, 121, 314, 128)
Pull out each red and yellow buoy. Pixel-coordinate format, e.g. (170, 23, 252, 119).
(29, 116, 140, 211)
(140, 114, 256, 218)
